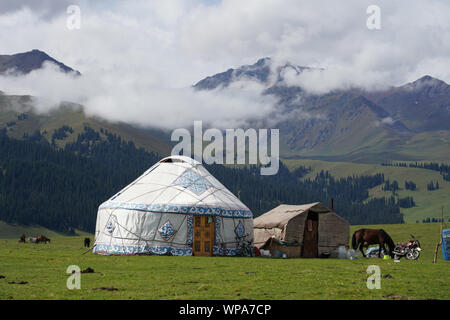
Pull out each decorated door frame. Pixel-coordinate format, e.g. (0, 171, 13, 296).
(193, 215, 215, 256)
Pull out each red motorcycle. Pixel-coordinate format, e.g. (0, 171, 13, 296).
(392, 234, 421, 260)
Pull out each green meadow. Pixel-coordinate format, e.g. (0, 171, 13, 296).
(0, 222, 448, 300)
(283, 159, 450, 223)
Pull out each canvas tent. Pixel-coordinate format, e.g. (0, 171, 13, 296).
(253, 203, 349, 258)
(93, 155, 253, 256)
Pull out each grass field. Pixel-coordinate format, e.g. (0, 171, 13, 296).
(282, 159, 450, 223)
(0, 223, 448, 300)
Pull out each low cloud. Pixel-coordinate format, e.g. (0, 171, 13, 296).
(374, 116, 396, 127)
(0, 62, 278, 130)
(381, 117, 395, 125)
(281, 65, 391, 94)
(0, 0, 450, 129)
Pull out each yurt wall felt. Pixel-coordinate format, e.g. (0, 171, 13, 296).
(93, 155, 254, 256)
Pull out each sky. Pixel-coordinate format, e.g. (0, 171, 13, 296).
(0, 0, 449, 129)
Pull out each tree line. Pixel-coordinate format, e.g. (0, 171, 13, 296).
(382, 161, 450, 181)
(0, 126, 405, 233)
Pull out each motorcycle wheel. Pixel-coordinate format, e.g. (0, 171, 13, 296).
(406, 249, 420, 260)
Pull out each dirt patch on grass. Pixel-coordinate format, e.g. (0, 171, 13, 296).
(8, 281, 28, 285)
(93, 287, 118, 291)
(384, 294, 407, 300)
(81, 267, 95, 273)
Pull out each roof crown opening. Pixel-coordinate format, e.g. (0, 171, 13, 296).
(158, 155, 200, 166)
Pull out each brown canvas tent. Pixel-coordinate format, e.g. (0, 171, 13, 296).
(253, 202, 349, 258)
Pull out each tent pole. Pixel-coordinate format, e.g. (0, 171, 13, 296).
(433, 206, 444, 263)
(82, 244, 95, 255)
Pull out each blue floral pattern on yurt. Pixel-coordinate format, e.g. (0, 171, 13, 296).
(158, 220, 176, 241)
(234, 220, 245, 238)
(215, 216, 221, 245)
(172, 169, 212, 195)
(187, 215, 193, 246)
(106, 220, 115, 234)
(99, 201, 252, 218)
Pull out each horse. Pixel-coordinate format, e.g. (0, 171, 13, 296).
(36, 235, 51, 244)
(84, 237, 91, 248)
(29, 237, 38, 244)
(18, 234, 26, 243)
(352, 228, 395, 258)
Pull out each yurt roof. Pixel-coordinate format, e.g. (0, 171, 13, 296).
(99, 155, 252, 218)
(253, 202, 331, 229)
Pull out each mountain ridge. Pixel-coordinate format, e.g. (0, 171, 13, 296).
(193, 58, 450, 162)
(0, 49, 81, 75)
(0, 51, 449, 163)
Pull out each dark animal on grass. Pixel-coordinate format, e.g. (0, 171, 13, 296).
(36, 235, 51, 244)
(84, 237, 90, 248)
(18, 234, 26, 243)
(352, 229, 395, 258)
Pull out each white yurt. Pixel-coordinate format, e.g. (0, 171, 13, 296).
(93, 155, 254, 256)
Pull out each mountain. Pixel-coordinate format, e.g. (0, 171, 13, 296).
(363, 75, 450, 132)
(0, 50, 170, 154)
(194, 59, 450, 163)
(1, 52, 449, 163)
(194, 57, 273, 90)
(194, 57, 315, 90)
(277, 92, 413, 161)
(0, 49, 81, 75)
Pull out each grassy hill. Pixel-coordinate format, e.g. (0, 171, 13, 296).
(0, 221, 65, 239)
(283, 159, 450, 223)
(0, 221, 92, 239)
(0, 222, 448, 300)
(0, 93, 171, 156)
(280, 128, 450, 163)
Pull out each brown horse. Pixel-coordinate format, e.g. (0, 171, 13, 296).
(352, 229, 395, 258)
(37, 235, 51, 244)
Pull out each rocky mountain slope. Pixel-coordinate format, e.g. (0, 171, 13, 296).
(1, 51, 449, 163)
(0, 49, 81, 75)
(195, 58, 450, 162)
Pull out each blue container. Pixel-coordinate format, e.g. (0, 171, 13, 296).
(442, 229, 450, 261)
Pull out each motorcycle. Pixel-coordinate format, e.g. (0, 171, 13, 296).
(392, 234, 421, 260)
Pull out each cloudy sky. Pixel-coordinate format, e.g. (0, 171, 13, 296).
(1, 0, 449, 129)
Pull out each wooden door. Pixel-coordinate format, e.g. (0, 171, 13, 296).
(193, 215, 215, 256)
(301, 212, 318, 258)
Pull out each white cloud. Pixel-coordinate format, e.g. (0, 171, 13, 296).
(0, 62, 278, 129)
(0, 0, 449, 128)
(381, 117, 395, 125)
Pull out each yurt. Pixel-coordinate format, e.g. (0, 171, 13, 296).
(93, 155, 253, 256)
(253, 203, 349, 258)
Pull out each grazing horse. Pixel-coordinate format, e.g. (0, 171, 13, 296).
(29, 237, 38, 244)
(18, 234, 26, 243)
(36, 235, 51, 244)
(352, 229, 395, 258)
(84, 237, 91, 248)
